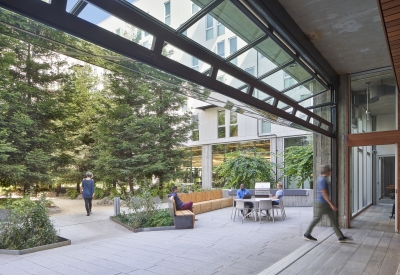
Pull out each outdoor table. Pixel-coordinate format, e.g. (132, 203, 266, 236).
(235, 198, 277, 222)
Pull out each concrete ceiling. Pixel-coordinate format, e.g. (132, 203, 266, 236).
(278, 0, 392, 75)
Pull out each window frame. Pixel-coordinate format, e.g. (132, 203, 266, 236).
(217, 110, 226, 139)
(206, 14, 214, 41)
(164, 1, 171, 26)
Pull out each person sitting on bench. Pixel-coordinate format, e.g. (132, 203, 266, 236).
(168, 186, 193, 212)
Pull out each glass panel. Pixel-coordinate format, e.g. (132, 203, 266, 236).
(350, 69, 397, 133)
(191, 146, 202, 185)
(255, 140, 270, 161)
(299, 90, 331, 109)
(186, 0, 264, 53)
(253, 89, 274, 104)
(256, 38, 293, 76)
(217, 41, 225, 57)
(283, 79, 326, 102)
(218, 110, 225, 126)
(262, 63, 311, 92)
(67, 1, 109, 23)
(216, 70, 246, 90)
(77, 2, 155, 48)
(313, 106, 332, 123)
(321, 123, 330, 131)
(296, 111, 308, 121)
(218, 127, 226, 138)
(162, 43, 211, 73)
(125, 0, 214, 30)
(230, 125, 238, 137)
(230, 111, 237, 124)
(261, 121, 271, 134)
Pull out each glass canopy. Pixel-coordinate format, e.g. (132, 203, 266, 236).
(0, 0, 335, 135)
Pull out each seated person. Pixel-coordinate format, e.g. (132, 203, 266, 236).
(237, 184, 253, 215)
(168, 186, 198, 220)
(271, 182, 284, 205)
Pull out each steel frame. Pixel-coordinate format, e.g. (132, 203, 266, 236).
(0, 0, 334, 136)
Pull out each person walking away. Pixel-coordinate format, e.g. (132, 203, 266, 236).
(303, 165, 350, 243)
(81, 172, 95, 216)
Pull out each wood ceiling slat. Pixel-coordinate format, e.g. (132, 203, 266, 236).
(388, 24, 400, 33)
(388, 33, 400, 41)
(384, 12, 400, 22)
(388, 29, 400, 37)
(383, 1, 400, 10)
(390, 38, 400, 46)
(383, 5, 400, 16)
(385, 17, 400, 28)
(390, 44, 400, 51)
(381, 0, 395, 4)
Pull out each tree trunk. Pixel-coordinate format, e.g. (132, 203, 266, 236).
(76, 182, 81, 193)
(23, 183, 30, 196)
(128, 176, 134, 194)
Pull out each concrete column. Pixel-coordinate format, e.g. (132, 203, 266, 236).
(276, 137, 285, 185)
(202, 145, 212, 189)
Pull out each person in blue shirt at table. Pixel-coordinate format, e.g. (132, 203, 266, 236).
(237, 184, 253, 215)
(271, 182, 284, 205)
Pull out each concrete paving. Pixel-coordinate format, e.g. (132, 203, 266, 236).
(0, 201, 398, 275)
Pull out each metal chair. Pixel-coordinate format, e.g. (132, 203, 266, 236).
(273, 198, 286, 220)
(231, 196, 238, 219)
(233, 200, 251, 223)
(258, 199, 274, 223)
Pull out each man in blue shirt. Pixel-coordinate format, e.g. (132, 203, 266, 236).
(271, 182, 284, 205)
(304, 165, 350, 243)
(237, 184, 253, 215)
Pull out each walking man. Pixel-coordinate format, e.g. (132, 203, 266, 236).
(304, 165, 350, 243)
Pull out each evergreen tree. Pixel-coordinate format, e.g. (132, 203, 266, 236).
(0, 35, 70, 191)
(94, 72, 192, 193)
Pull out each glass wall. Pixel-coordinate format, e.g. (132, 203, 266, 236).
(283, 136, 312, 189)
(350, 146, 373, 216)
(182, 146, 202, 185)
(350, 69, 397, 133)
(212, 140, 271, 187)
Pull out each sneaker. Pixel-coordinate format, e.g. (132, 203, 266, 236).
(87, 213, 90, 216)
(194, 219, 198, 221)
(338, 236, 351, 243)
(303, 234, 317, 241)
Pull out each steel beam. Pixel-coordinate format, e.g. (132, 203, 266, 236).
(0, 0, 333, 136)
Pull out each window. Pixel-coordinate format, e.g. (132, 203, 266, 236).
(217, 110, 226, 138)
(143, 41, 149, 49)
(261, 120, 271, 134)
(136, 30, 142, 41)
(217, 21, 225, 36)
(245, 67, 255, 76)
(192, 115, 199, 141)
(217, 74, 225, 83)
(229, 111, 238, 137)
(229, 37, 237, 65)
(217, 41, 225, 57)
(206, 14, 214, 40)
(283, 72, 296, 89)
(192, 3, 199, 14)
(165, 1, 171, 26)
(115, 28, 121, 35)
(144, 31, 149, 37)
(192, 57, 199, 71)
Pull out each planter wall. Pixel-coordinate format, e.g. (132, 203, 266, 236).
(110, 216, 175, 233)
(0, 236, 71, 255)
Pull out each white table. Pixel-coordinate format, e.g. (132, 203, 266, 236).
(235, 198, 277, 221)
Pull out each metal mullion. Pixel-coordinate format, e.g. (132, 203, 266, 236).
(280, 77, 312, 94)
(225, 35, 267, 62)
(70, 0, 86, 15)
(176, 0, 224, 34)
(257, 59, 295, 80)
(97, 0, 331, 128)
(306, 102, 334, 110)
(232, 0, 330, 91)
(0, 0, 333, 136)
(297, 89, 329, 104)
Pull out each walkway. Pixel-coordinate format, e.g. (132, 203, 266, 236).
(0, 202, 398, 275)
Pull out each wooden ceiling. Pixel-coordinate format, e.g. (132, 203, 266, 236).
(378, 0, 400, 90)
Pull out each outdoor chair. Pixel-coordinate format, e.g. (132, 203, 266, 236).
(273, 198, 286, 220)
(231, 196, 238, 219)
(258, 200, 274, 223)
(233, 200, 251, 223)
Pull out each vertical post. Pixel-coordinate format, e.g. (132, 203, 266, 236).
(331, 88, 338, 207)
(114, 197, 120, 216)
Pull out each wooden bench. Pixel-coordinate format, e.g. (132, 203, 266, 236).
(178, 190, 233, 215)
(168, 198, 195, 229)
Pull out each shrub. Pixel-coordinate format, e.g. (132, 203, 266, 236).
(94, 188, 106, 199)
(65, 189, 78, 199)
(0, 195, 58, 250)
(116, 187, 172, 229)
